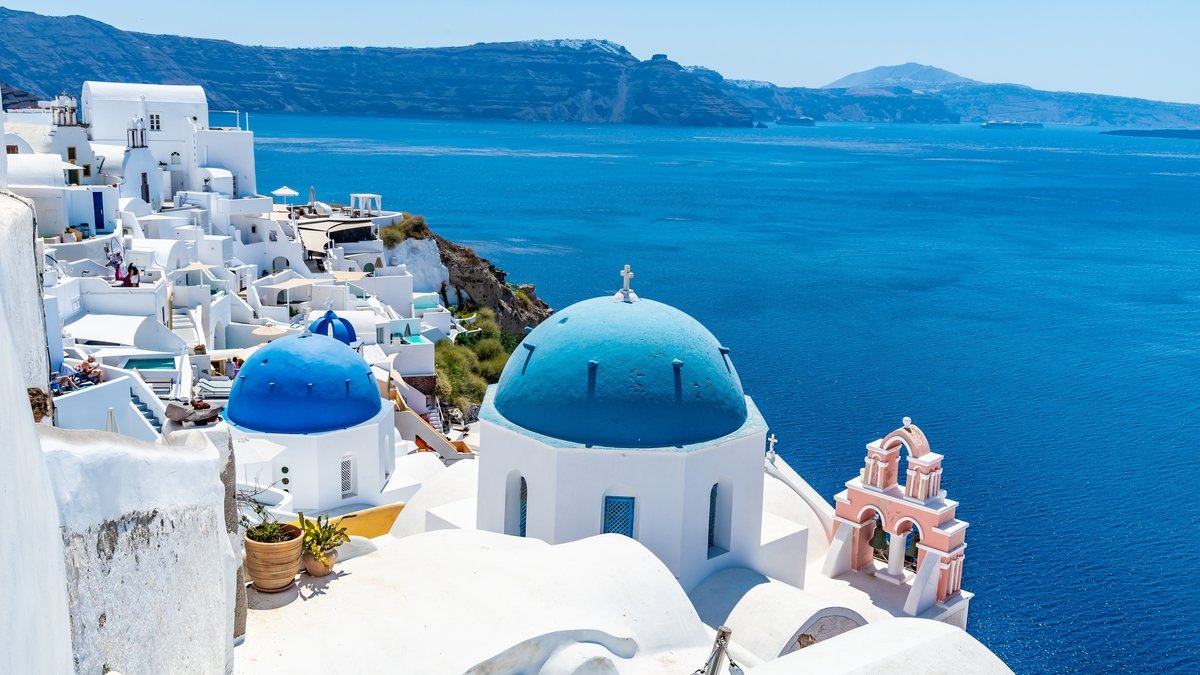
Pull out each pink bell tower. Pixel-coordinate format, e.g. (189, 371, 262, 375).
(822, 418, 971, 624)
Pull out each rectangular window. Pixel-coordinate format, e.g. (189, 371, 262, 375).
(149, 113, 161, 131)
(603, 496, 635, 538)
(6, 145, 17, 155)
(66, 146, 77, 161)
(82, 164, 92, 177)
(340, 456, 355, 498)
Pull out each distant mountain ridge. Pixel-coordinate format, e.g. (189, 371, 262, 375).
(2, 8, 1199, 128)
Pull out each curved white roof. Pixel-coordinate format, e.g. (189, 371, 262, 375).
(6, 154, 69, 186)
(748, 618, 1012, 674)
(81, 81, 207, 105)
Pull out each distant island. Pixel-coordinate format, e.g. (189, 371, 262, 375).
(2, 7, 1200, 128)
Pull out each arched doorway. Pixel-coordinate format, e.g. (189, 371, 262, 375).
(271, 256, 289, 274)
(213, 321, 227, 350)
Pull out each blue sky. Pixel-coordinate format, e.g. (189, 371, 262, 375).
(9, 1, 1199, 103)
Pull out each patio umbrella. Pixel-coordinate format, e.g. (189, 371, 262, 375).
(251, 324, 288, 339)
(272, 186, 300, 235)
(271, 186, 299, 200)
(309, 186, 316, 205)
(105, 407, 120, 434)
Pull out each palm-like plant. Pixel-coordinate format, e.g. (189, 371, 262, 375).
(297, 512, 353, 565)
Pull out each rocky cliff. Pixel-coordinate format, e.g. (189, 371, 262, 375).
(431, 232, 553, 336)
(0, 9, 750, 127)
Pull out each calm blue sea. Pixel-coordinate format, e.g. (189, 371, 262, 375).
(253, 115, 1199, 673)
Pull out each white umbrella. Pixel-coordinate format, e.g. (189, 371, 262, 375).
(252, 324, 289, 339)
(272, 186, 300, 234)
(105, 407, 120, 434)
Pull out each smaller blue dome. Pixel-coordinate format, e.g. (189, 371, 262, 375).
(309, 310, 357, 344)
(226, 333, 381, 434)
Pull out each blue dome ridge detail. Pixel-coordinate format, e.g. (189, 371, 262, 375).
(493, 296, 747, 448)
(226, 333, 381, 434)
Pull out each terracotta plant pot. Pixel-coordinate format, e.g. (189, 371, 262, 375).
(302, 548, 339, 577)
(243, 523, 303, 593)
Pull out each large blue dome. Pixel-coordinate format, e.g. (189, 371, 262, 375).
(492, 296, 748, 448)
(226, 333, 381, 434)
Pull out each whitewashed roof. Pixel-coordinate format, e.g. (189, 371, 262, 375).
(82, 81, 207, 105)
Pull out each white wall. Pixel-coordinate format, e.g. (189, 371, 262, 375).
(478, 402, 769, 590)
(40, 426, 229, 674)
(356, 273, 415, 318)
(0, 289, 74, 674)
(195, 129, 256, 196)
(233, 404, 395, 513)
(0, 193, 49, 389)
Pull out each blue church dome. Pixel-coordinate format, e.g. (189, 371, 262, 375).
(492, 296, 748, 448)
(226, 333, 381, 434)
(309, 310, 357, 345)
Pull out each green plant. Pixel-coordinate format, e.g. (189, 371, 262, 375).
(241, 499, 296, 544)
(297, 512, 353, 565)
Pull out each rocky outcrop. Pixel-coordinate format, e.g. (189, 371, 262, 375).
(1, 82, 38, 109)
(429, 232, 553, 336)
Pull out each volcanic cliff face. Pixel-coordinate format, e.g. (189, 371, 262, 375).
(0, 9, 751, 127)
(430, 232, 553, 336)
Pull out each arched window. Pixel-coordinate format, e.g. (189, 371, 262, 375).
(518, 477, 528, 537)
(708, 481, 731, 558)
(603, 496, 635, 538)
(708, 483, 719, 548)
(504, 472, 527, 537)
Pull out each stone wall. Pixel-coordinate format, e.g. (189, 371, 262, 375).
(40, 427, 231, 674)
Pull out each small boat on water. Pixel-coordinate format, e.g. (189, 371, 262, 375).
(776, 115, 816, 127)
(981, 120, 1043, 129)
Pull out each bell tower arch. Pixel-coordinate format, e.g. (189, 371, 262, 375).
(822, 418, 970, 619)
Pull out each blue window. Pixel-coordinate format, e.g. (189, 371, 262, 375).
(603, 496, 635, 538)
(518, 477, 528, 537)
(708, 484, 719, 548)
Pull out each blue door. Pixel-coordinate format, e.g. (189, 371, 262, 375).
(92, 191, 104, 233)
(603, 496, 635, 538)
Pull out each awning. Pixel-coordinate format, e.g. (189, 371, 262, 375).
(299, 229, 331, 254)
(260, 278, 318, 291)
(65, 314, 153, 346)
(176, 262, 215, 272)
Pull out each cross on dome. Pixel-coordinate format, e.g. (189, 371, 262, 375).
(767, 433, 778, 463)
(614, 264, 639, 303)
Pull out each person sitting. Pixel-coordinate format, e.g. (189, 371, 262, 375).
(53, 364, 85, 393)
(79, 356, 105, 384)
(125, 265, 140, 287)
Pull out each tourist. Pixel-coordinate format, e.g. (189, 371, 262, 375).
(54, 364, 83, 392)
(128, 265, 140, 287)
(80, 356, 105, 384)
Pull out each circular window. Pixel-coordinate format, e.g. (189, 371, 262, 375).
(281, 466, 289, 474)
(281, 477, 290, 486)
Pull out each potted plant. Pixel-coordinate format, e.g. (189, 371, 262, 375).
(241, 502, 303, 593)
(298, 512, 353, 577)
